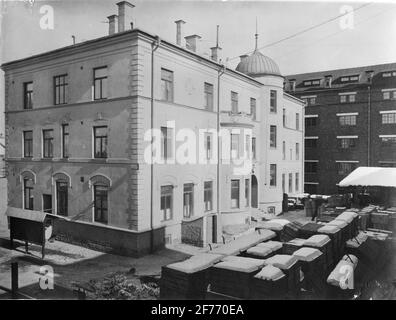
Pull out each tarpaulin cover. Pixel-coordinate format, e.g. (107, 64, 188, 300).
(339, 166, 396, 188)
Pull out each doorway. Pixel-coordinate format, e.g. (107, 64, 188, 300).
(56, 181, 68, 216)
(42, 194, 52, 214)
(251, 175, 258, 208)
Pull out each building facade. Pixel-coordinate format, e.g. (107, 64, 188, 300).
(2, 2, 304, 256)
(285, 62, 396, 195)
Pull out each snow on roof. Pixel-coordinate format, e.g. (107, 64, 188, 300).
(339, 167, 396, 188)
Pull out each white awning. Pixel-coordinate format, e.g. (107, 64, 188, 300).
(339, 167, 396, 188)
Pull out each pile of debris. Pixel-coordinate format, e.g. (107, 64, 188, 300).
(85, 272, 159, 300)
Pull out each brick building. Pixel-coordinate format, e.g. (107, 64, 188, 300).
(285, 62, 396, 195)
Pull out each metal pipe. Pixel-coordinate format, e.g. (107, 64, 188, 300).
(367, 84, 371, 166)
(216, 64, 225, 243)
(150, 36, 160, 253)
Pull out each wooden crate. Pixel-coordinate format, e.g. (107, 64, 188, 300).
(208, 266, 259, 299)
(160, 266, 209, 300)
(250, 275, 288, 300)
(299, 223, 323, 239)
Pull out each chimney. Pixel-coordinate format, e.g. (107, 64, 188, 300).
(107, 15, 118, 35)
(185, 35, 201, 53)
(210, 25, 221, 62)
(175, 20, 186, 46)
(289, 79, 296, 92)
(239, 54, 248, 63)
(210, 46, 222, 62)
(117, 1, 134, 33)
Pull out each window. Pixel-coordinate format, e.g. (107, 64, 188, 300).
(290, 148, 293, 160)
(204, 181, 213, 211)
(382, 113, 396, 124)
(93, 67, 108, 100)
(231, 91, 238, 113)
(382, 90, 396, 100)
(270, 164, 277, 186)
(23, 131, 33, 158)
(54, 74, 68, 105)
(295, 173, 299, 192)
(338, 138, 356, 149)
(250, 98, 256, 120)
(340, 94, 356, 103)
(305, 162, 318, 173)
(381, 136, 396, 147)
(62, 124, 69, 158)
(231, 133, 240, 159)
(42, 129, 54, 158)
(340, 75, 359, 83)
(270, 125, 277, 148)
(56, 181, 68, 216)
(283, 108, 286, 126)
(245, 135, 250, 158)
(245, 179, 250, 207)
(183, 183, 194, 218)
(94, 126, 108, 158)
(270, 90, 277, 113)
(303, 97, 316, 106)
(23, 82, 33, 109)
(94, 185, 108, 224)
(337, 162, 357, 175)
(305, 117, 318, 127)
(382, 71, 396, 78)
(23, 178, 34, 210)
(161, 127, 173, 160)
(161, 185, 173, 221)
(339, 115, 357, 126)
(288, 173, 293, 193)
(252, 137, 256, 160)
(282, 141, 286, 160)
(231, 179, 240, 208)
(296, 143, 300, 160)
(161, 69, 174, 102)
(282, 174, 285, 193)
(382, 91, 396, 100)
(204, 82, 214, 111)
(305, 139, 317, 148)
(204, 132, 213, 160)
(303, 79, 320, 87)
(296, 113, 300, 130)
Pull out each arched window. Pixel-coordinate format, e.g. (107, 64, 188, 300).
(89, 175, 111, 224)
(53, 172, 71, 217)
(20, 170, 36, 210)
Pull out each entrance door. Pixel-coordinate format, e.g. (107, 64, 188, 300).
(56, 181, 68, 216)
(43, 194, 52, 214)
(251, 175, 258, 208)
(212, 215, 217, 244)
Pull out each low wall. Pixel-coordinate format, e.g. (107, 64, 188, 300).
(53, 219, 165, 257)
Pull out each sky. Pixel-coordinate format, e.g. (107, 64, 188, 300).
(1, 0, 396, 135)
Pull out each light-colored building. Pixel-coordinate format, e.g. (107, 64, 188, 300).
(1, 1, 304, 256)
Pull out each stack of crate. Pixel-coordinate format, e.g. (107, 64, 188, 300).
(208, 256, 266, 299)
(160, 253, 224, 299)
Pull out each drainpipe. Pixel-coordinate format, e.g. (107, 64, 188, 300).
(216, 64, 225, 243)
(367, 84, 371, 167)
(150, 36, 160, 253)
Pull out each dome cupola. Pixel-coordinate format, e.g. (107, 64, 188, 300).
(236, 28, 281, 77)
